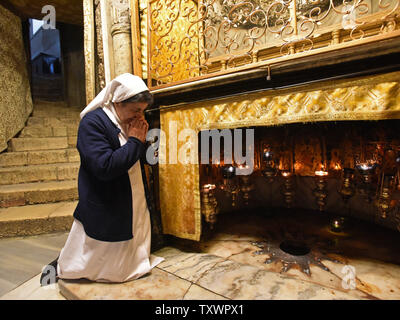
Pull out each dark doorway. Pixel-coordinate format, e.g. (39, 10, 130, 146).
(29, 18, 63, 102)
(25, 18, 85, 107)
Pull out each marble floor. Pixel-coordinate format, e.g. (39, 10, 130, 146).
(58, 209, 400, 300)
(0, 232, 68, 297)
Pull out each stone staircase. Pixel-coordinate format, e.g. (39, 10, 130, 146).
(0, 102, 82, 238)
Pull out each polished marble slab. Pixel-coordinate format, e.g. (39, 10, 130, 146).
(323, 258, 400, 300)
(58, 268, 192, 300)
(196, 239, 367, 299)
(183, 284, 228, 300)
(156, 247, 224, 283)
(196, 209, 400, 300)
(196, 259, 363, 300)
(57, 209, 400, 300)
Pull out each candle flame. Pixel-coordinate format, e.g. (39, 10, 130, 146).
(315, 170, 328, 177)
(334, 163, 342, 170)
(203, 184, 216, 190)
(282, 171, 292, 177)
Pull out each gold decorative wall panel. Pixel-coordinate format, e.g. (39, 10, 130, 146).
(0, 4, 33, 152)
(147, 0, 400, 89)
(148, 0, 200, 86)
(159, 70, 400, 240)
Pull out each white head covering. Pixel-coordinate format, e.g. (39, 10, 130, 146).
(80, 73, 149, 119)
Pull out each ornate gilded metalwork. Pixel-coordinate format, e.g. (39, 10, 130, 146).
(200, 184, 219, 228)
(220, 165, 241, 206)
(261, 146, 278, 182)
(147, 0, 400, 89)
(313, 170, 329, 212)
(281, 171, 296, 208)
(239, 173, 255, 205)
(158, 71, 400, 241)
(376, 173, 395, 218)
(252, 224, 343, 276)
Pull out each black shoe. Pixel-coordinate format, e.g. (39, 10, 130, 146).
(40, 257, 59, 287)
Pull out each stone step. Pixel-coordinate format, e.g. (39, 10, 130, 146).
(0, 180, 78, 208)
(0, 201, 76, 238)
(27, 117, 80, 127)
(8, 137, 69, 152)
(20, 124, 79, 138)
(0, 149, 79, 167)
(33, 100, 69, 108)
(0, 162, 80, 185)
(32, 103, 80, 110)
(32, 109, 81, 117)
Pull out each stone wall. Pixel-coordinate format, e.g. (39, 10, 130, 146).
(0, 4, 33, 152)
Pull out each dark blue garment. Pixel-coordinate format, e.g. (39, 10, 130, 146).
(73, 108, 146, 242)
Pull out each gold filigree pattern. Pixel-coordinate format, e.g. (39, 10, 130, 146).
(159, 71, 400, 240)
(147, 0, 400, 89)
(148, 0, 200, 86)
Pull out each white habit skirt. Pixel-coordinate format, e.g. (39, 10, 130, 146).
(57, 106, 164, 283)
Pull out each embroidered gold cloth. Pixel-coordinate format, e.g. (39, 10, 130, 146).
(159, 71, 400, 241)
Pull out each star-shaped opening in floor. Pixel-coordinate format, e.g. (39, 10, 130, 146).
(251, 223, 345, 276)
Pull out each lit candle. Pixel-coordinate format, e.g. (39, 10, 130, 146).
(330, 218, 343, 232)
(332, 219, 340, 230)
(263, 151, 273, 161)
(281, 171, 292, 177)
(202, 184, 216, 193)
(237, 164, 250, 173)
(356, 163, 375, 171)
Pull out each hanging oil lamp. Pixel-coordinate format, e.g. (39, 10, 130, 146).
(376, 173, 395, 219)
(238, 165, 254, 206)
(281, 170, 295, 208)
(200, 184, 219, 229)
(356, 162, 377, 202)
(338, 168, 356, 206)
(313, 169, 329, 212)
(262, 148, 277, 183)
(220, 165, 240, 207)
(355, 142, 379, 203)
(314, 136, 329, 212)
(332, 168, 356, 231)
(279, 146, 295, 208)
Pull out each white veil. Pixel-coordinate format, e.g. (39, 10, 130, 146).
(80, 73, 150, 119)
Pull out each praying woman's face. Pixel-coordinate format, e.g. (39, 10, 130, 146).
(114, 102, 148, 125)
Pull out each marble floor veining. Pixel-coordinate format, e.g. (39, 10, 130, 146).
(58, 209, 400, 300)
